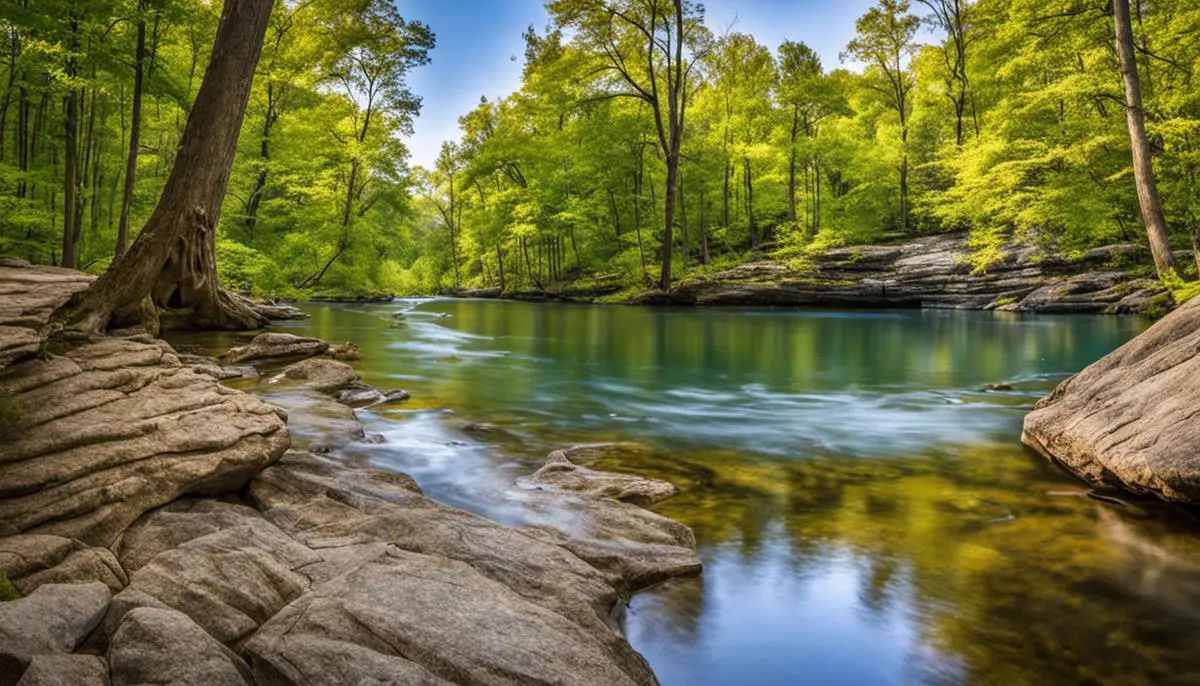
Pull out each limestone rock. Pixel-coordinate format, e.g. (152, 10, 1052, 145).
(218, 333, 328, 365)
(0, 337, 289, 547)
(107, 608, 252, 686)
(15, 655, 109, 686)
(0, 259, 93, 367)
(1023, 296, 1200, 501)
(249, 452, 656, 682)
(281, 357, 359, 392)
(0, 535, 127, 594)
(528, 450, 679, 506)
(245, 548, 648, 686)
(517, 452, 701, 591)
(0, 581, 111, 684)
(111, 500, 319, 645)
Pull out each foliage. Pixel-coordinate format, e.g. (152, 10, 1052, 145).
(0, 0, 1198, 296)
(0, 571, 19, 601)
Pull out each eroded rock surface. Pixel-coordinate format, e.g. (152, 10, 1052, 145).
(0, 535, 127, 594)
(0, 336, 290, 546)
(219, 332, 328, 364)
(15, 654, 109, 686)
(0, 581, 111, 684)
(518, 452, 701, 591)
(0, 259, 93, 367)
(107, 608, 253, 686)
(1023, 296, 1200, 501)
(634, 233, 1167, 314)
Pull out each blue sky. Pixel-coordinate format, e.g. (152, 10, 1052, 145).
(395, 0, 885, 168)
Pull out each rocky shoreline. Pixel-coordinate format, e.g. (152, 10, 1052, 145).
(457, 233, 1179, 315)
(0, 260, 700, 686)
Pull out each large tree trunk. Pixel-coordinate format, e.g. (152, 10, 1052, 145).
(1114, 0, 1176, 278)
(116, 1, 147, 260)
(63, 0, 274, 333)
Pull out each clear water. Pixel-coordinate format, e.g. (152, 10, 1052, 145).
(174, 300, 1200, 685)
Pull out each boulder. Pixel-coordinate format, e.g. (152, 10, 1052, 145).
(0, 581, 111, 685)
(15, 655, 108, 686)
(1023, 295, 1200, 501)
(281, 357, 359, 392)
(336, 387, 410, 408)
(0, 337, 289, 547)
(107, 608, 252, 686)
(325, 342, 361, 361)
(218, 333, 328, 365)
(245, 548, 648, 686)
(0, 535, 127, 594)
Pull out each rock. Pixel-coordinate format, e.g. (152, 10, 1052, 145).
(0, 259, 93, 367)
(284, 398, 367, 447)
(527, 451, 679, 506)
(631, 232, 1167, 314)
(245, 547, 649, 686)
(0, 535, 127, 594)
(188, 363, 256, 381)
(218, 332, 328, 365)
(325, 342, 361, 361)
(1023, 296, 1200, 501)
(281, 357, 359, 392)
(562, 442, 658, 466)
(249, 451, 656, 681)
(15, 654, 109, 686)
(0, 337, 289, 546)
(980, 382, 1015, 391)
(107, 608, 253, 686)
(109, 500, 319, 645)
(0, 581, 111, 684)
(337, 387, 410, 408)
(517, 452, 701, 591)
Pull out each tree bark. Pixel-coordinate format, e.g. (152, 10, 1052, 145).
(64, 0, 274, 333)
(1113, 0, 1176, 278)
(116, 2, 147, 260)
(62, 31, 79, 270)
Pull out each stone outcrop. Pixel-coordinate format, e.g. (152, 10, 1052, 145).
(0, 261, 703, 685)
(1023, 295, 1200, 501)
(0, 258, 93, 367)
(632, 234, 1167, 314)
(0, 335, 290, 547)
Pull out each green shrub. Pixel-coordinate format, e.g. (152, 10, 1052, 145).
(0, 390, 20, 439)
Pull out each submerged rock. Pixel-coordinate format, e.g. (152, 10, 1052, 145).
(1023, 295, 1200, 501)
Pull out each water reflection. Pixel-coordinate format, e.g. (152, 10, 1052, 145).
(167, 301, 1200, 685)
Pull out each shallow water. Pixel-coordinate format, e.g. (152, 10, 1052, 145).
(174, 301, 1200, 685)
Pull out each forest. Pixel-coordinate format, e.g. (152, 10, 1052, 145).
(0, 0, 1198, 303)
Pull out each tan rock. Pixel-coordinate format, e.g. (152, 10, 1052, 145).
(0, 535, 127, 594)
(0, 581, 111, 685)
(15, 654, 108, 686)
(1023, 295, 1200, 500)
(107, 608, 252, 686)
(218, 332, 328, 365)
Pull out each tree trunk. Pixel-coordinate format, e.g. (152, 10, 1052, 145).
(1113, 0, 1176, 278)
(63, 0, 274, 333)
(678, 169, 688, 271)
(660, 155, 677, 290)
(496, 242, 505, 290)
(745, 158, 757, 252)
(699, 187, 709, 266)
(62, 43, 79, 270)
(116, 2, 147, 260)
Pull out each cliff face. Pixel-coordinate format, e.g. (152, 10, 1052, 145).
(637, 233, 1169, 314)
(1022, 294, 1200, 501)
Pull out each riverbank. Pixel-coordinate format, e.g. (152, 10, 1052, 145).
(454, 232, 1181, 316)
(0, 259, 699, 685)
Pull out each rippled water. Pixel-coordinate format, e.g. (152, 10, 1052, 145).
(173, 300, 1200, 685)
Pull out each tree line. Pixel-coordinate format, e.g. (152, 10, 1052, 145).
(0, 0, 1197, 305)
(417, 0, 1200, 297)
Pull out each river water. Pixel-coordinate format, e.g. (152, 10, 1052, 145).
(179, 300, 1200, 685)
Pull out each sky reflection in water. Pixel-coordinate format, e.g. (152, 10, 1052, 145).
(178, 300, 1200, 685)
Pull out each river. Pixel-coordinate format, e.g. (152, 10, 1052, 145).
(176, 300, 1200, 685)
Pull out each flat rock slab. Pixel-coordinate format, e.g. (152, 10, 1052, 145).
(518, 452, 701, 591)
(1023, 296, 1200, 501)
(245, 547, 647, 686)
(249, 451, 657, 684)
(219, 333, 328, 365)
(107, 607, 253, 686)
(0, 259, 94, 367)
(0, 336, 290, 546)
(0, 581, 111, 685)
